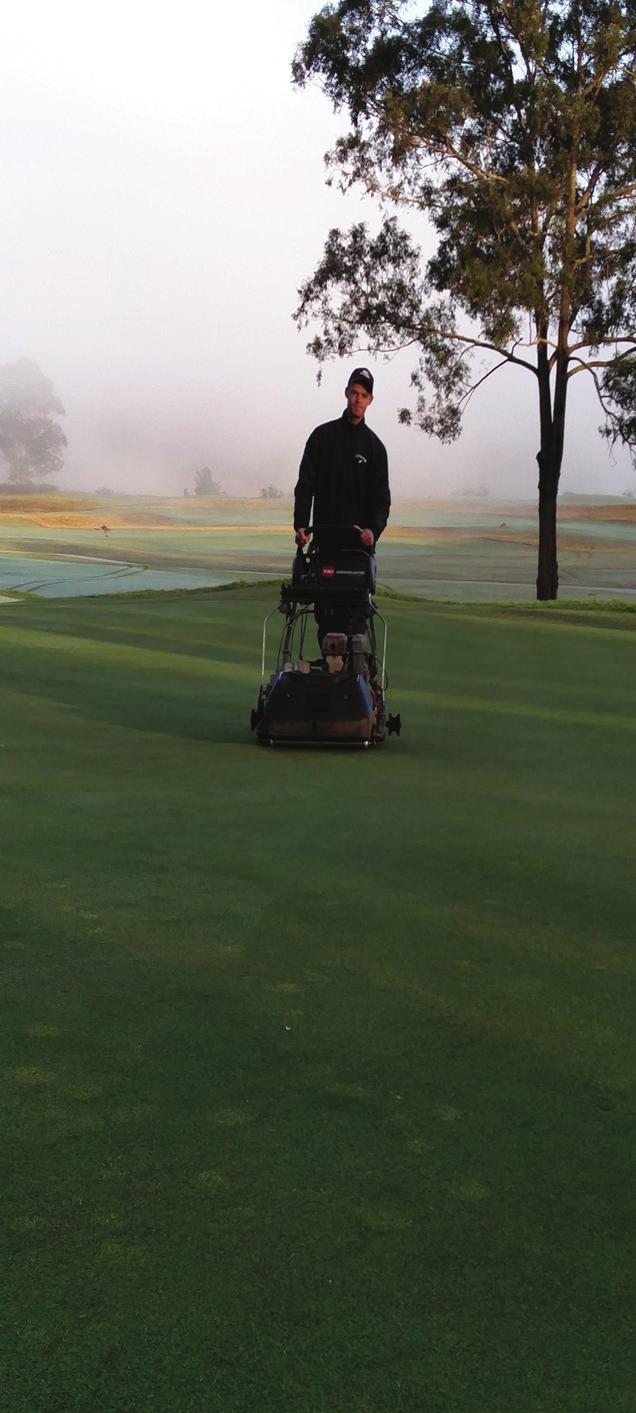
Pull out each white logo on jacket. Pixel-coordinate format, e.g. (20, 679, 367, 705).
(354, 454, 367, 465)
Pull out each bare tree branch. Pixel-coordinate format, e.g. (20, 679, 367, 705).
(568, 346, 636, 378)
(458, 357, 513, 408)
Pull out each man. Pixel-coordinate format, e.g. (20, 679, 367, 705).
(293, 367, 390, 550)
(293, 367, 391, 649)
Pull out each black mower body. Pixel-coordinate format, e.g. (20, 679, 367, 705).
(256, 665, 378, 746)
(251, 526, 400, 747)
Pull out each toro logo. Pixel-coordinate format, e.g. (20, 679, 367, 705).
(322, 565, 336, 577)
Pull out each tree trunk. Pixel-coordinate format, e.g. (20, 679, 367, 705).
(536, 451, 559, 600)
(535, 334, 568, 602)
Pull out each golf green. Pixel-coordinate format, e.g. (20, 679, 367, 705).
(2, 588, 635, 1412)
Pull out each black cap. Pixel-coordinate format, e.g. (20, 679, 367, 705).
(347, 366, 374, 395)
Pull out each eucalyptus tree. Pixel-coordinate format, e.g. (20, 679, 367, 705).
(0, 358, 67, 486)
(293, 0, 636, 599)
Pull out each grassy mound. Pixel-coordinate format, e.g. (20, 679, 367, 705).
(2, 589, 635, 1412)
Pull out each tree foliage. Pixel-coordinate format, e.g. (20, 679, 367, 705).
(293, 0, 636, 598)
(0, 358, 67, 484)
(194, 466, 222, 496)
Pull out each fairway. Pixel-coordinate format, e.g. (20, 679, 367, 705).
(2, 587, 635, 1412)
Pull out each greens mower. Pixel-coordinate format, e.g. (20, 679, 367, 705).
(250, 526, 401, 747)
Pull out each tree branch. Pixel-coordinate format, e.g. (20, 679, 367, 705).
(458, 357, 514, 409)
(577, 364, 621, 421)
(568, 336, 636, 356)
(412, 328, 538, 374)
(568, 345, 636, 378)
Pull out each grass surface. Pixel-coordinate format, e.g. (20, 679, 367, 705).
(2, 587, 636, 1411)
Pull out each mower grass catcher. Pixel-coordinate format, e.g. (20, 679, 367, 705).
(251, 526, 401, 747)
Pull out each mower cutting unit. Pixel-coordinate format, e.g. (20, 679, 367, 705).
(250, 527, 401, 747)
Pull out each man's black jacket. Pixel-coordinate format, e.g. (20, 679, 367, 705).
(293, 412, 390, 541)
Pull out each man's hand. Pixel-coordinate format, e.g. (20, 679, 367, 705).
(295, 528, 311, 547)
(358, 527, 374, 548)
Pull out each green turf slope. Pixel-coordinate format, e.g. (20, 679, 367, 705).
(2, 589, 635, 1412)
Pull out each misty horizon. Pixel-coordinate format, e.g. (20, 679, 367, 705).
(2, 0, 634, 503)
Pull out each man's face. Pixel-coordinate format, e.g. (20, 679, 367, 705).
(345, 381, 373, 423)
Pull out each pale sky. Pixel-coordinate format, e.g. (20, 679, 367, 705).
(1, 0, 633, 499)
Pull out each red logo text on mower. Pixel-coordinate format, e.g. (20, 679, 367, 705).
(322, 565, 336, 577)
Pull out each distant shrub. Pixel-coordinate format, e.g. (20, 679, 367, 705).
(259, 484, 284, 499)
